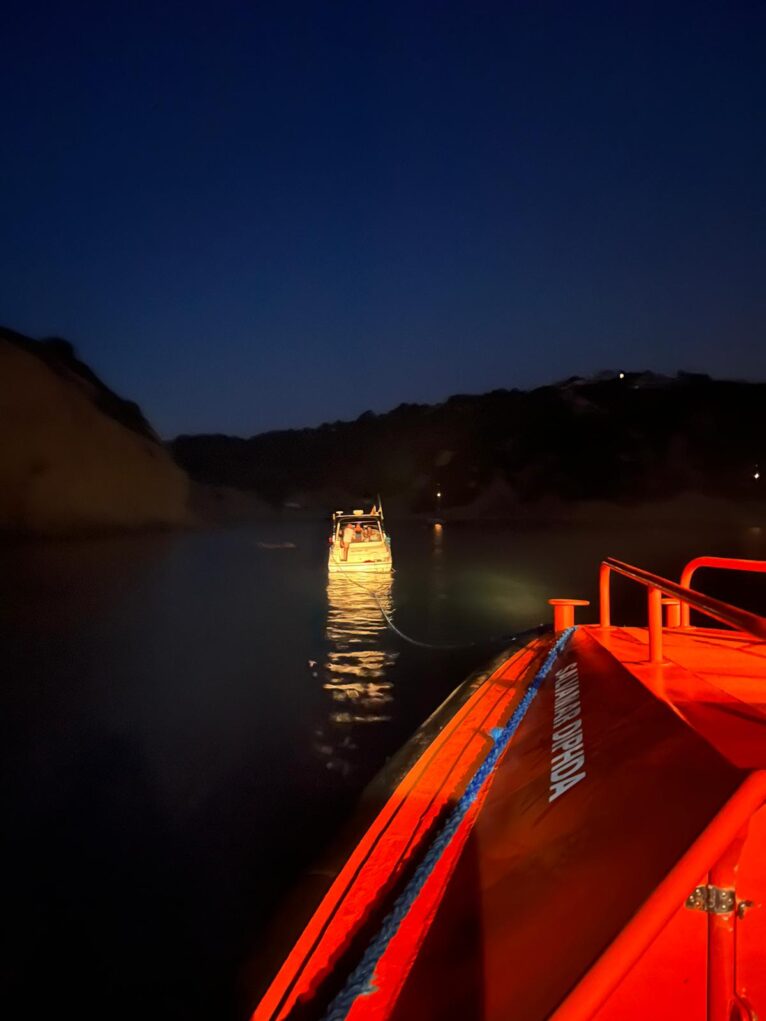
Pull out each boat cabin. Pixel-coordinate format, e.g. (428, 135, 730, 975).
(332, 510, 385, 544)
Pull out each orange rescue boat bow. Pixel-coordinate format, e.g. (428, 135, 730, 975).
(253, 556, 766, 1021)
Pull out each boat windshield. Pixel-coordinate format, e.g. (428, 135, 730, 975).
(335, 518, 384, 542)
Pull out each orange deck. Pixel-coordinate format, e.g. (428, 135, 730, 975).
(589, 625, 766, 767)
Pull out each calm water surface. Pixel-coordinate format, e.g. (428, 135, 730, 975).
(3, 518, 765, 1019)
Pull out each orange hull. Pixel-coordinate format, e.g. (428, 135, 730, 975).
(253, 557, 766, 1021)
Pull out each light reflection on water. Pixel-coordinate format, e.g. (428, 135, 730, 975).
(314, 573, 399, 775)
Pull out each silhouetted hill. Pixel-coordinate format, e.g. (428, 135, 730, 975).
(172, 371, 765, 514)
(0, 328, 189, 535)
(1, 326, 158, 442)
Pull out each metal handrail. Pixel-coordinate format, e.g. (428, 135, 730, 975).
(599, 557, 766, 662)
(679, 556, 766, 627)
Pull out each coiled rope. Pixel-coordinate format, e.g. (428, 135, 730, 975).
(322, 625, 574, 1021)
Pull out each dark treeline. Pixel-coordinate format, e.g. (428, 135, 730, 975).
(172, 372, 764, 511)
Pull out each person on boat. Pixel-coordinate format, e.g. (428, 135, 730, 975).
(341, 521, 355, 560)
(354, 522, 363, 541)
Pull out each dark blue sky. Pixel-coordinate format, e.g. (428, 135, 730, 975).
(2, 1, 764, 437)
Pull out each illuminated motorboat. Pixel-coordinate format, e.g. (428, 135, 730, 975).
(327, 505, 392, 573)
(252, 554, 766, 1021)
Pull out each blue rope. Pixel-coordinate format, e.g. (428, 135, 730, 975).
(322, 627, 575, 1021)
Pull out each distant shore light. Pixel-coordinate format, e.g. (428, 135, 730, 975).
(618, 372, 625, 379)
(755, 472, 761, 480)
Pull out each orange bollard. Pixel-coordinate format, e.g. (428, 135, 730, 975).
(662, 597, 681, 629)
(548, 598, 590, 633)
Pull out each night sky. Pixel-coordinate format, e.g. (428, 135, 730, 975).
(2, 1, 764, 437)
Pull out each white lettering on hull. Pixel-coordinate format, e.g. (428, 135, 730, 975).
(548, 661, 587, 802)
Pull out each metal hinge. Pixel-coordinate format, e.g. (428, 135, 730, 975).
(685, 884, 736, 914)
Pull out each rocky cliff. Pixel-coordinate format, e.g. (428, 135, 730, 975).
(0, 328, 189, 536)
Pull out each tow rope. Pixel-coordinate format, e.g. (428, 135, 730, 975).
(328, 551, 546, 651)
